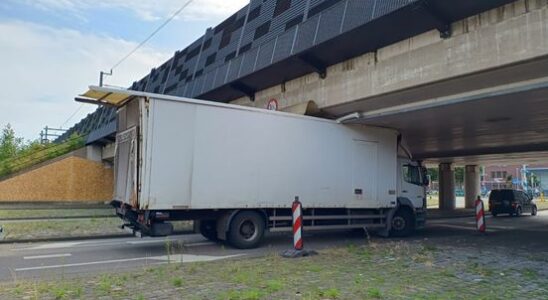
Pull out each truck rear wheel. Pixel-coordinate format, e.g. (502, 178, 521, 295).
(199, 220, 219, 241)
(390, 208, 414, 237)
(228, 211, 265, 249)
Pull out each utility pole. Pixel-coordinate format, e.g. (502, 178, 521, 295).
(39, 126, 67, 144)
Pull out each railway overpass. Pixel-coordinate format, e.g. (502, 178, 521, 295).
(67, 0, 548, 210)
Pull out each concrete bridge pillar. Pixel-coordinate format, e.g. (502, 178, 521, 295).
(439, 163, 456, 210)
(464, 165, 481, 209)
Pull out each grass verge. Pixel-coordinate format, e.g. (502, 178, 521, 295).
(0, 218, 192, 241)
(0, 208, 114, 219)
(1, 241, 546, 299)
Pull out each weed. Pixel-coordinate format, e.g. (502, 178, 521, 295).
(172, 277, 184, 287)
(97, 275, 112, 294)
(423, 244, 438, 252)
(367, 287, 382, 299)
(320, 288, 340, 299)
(521, 268, 539, 280)
(265, 279, 284, 293)
(52, 286, 68, 299)
(222, 288, 263, 300)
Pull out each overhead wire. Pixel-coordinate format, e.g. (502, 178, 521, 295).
(60, 103, 85, 129)
(59, 0, 194, 132)
(109, 0, 195, 71)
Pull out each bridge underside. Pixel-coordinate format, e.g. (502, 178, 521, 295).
(323, 56, 548, 165)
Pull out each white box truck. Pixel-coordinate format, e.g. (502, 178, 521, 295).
(77, 86, 428, 249)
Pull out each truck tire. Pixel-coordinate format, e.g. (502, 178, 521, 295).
(390, 208, 414, 237)
(199, 220, 219, 241)
(532, 205, 538, 216)
(515, 206, 522, 217)
(227, 211, 265, 249)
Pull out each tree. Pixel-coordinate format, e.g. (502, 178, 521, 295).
(0, 124, 22, 162)
(427, 168, 439, 182)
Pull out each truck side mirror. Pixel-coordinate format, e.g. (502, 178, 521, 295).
(421, 167, 429, 186)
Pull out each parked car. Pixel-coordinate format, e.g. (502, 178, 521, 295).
(488, 189, 538, 217)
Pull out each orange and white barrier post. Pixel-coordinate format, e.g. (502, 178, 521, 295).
(292, 196, 303, 250)
(475, 196, 486, 233)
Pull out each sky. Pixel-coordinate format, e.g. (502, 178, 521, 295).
(0, 0, 248, 141)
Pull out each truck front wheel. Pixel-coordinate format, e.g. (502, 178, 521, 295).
(228, 211, 265, 249)
(390, 208, 415, 237)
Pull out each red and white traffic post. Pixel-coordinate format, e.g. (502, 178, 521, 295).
(281, 196, 316, 257)
(292, 196, 304, 250)
(475, 196, 486, 233)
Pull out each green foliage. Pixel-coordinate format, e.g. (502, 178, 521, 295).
(0, 124, 85, 178)
(427, 168, 438, 182)
(367, 287, 383, 299)
(320, 288, 340, 299)
(172, 277, 183, 287)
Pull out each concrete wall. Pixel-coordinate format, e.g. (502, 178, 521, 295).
(230, 0, 548, 111)
(0, 156, 113, 202)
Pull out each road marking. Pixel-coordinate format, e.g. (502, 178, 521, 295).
(22, 242, 82, 250)
(15, 253, 243, 272)
(15, 257, 149, 271)
(432, 224, 499, 232)
(23, 253, 72, 260)
(126, 240, 215, 247)
(14, 234, 204, 251)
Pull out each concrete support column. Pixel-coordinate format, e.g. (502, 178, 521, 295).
(464, 165, 481, 209)
(439, 163, 456, 210)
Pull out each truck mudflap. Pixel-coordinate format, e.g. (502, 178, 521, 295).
(415, 207, 427, 230)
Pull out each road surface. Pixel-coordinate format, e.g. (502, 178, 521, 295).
(0, 210, 547, 281)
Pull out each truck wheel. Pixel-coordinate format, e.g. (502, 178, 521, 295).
(390, 208, 414, 237)
(228, 211, 265, 249)
(199, 220, 219, 241)
(531, 206, 537, 216)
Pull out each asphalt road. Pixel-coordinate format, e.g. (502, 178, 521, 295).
(0, 210, 547, 282)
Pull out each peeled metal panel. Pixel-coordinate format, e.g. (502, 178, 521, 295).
(293, 15, 320, 54)
(315, 0, 346, 44)
(255, 39, 276, 70)
(114, 127, 137, 207)
(342, 0, 376, 33)
(272, 26, 297, 63)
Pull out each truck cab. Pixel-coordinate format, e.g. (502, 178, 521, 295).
(386, 158, 428, 237)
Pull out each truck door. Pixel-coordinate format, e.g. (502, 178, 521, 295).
(352, 140, 378, 205)
(114, 127, 138, 208)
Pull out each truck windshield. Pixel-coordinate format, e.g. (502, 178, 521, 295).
(403, 165, 423, 186)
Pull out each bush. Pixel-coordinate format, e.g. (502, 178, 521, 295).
(0, 127, 85, 178)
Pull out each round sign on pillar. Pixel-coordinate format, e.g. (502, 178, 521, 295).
(266, 99, 279, 111)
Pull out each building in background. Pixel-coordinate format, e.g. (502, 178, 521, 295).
(483, 164, 548, 193)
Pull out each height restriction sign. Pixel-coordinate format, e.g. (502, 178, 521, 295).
(266, 99, 279, 111)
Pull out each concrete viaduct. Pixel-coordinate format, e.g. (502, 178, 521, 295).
(225, 0, 548, 209)
(68, 0, 548, 210)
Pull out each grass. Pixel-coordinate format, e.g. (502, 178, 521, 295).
(0, 218, 126, 240)
(0, 208, 114, 219)
(1, 241, 547, 299)
(0, 217, 192, 241)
